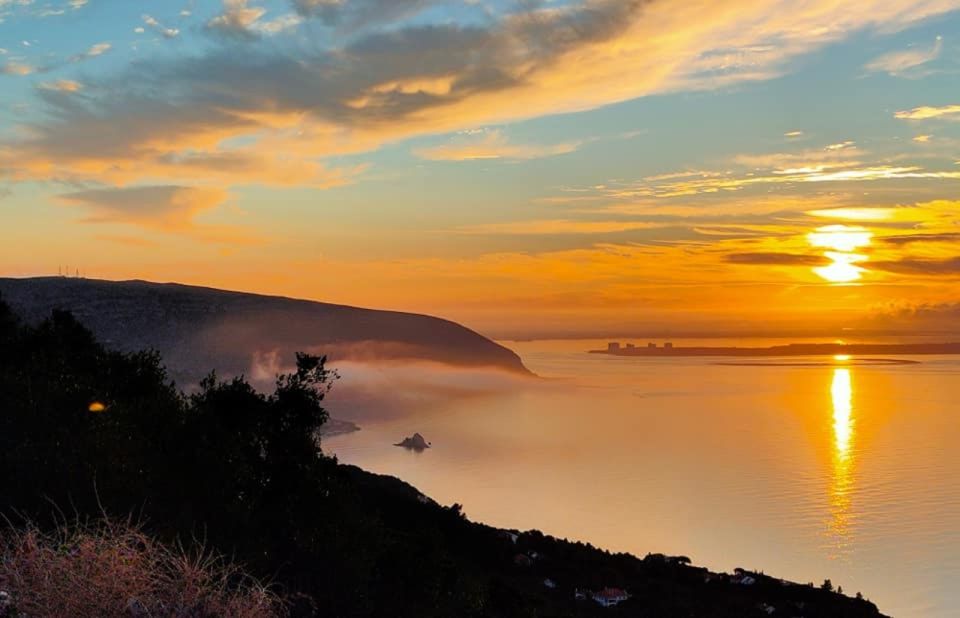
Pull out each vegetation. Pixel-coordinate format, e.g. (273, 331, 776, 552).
(0, 297, 887, 617)
(0, 519, 282, 617)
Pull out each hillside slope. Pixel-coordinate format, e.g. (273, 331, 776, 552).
(0, 277, 529, 383)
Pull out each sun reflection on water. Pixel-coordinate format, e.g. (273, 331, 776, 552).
(827, 367, 856, 558)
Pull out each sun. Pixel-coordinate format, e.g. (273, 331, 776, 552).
(814, 251, 868, 283)
(808, 225, 872, 283)
(808, 225, 872, 252)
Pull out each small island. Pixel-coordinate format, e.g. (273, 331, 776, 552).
(395, 432, 431, 451)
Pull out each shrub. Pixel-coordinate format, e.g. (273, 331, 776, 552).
(0, 519, 285, 618)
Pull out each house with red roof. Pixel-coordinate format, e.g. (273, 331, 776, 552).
(591, 587, 630, 607)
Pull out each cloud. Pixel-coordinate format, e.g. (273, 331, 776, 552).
(862, 302, 960, 335)
(255, 13, 303, 34)
(865, 36, 943, 76)
(881, 232, 960, 245)
(895, 104, 960, 120)
(415, 130, 580, 161)
(456, 219, 658, 235)
(734, 143, 863, 172)
(4, 0, 960, 194)
(207, 0, 267, 39)
(38, 79, 82, 92)
(292, 0, 436, 30)
(57, 185, 229, 231)
(1, 41, 109, 77)
(723, 252, 830, 266)
(69, 42, 111, 63)
(1, 59, 34, 75)
(143, 14, 180, 38)
(871, 256, 960, 275)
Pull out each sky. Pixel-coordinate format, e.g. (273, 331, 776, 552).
(1, 0, 959, 338)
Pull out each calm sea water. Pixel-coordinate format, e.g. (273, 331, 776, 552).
(324, 339, 960, 617)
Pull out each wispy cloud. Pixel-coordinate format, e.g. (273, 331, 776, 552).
(56, 185, 261, 245)
(865, 36, 943, 76)
(143, 14, 180, 38)
(415, 130, 580, 162)
(455, 220, 658, 236)
(0, 59, 33, 75)
(58, 185, 229, 231)
(723, 252, 830, 266)
(69, 42, 110, 63)
(38, 79, 82, 92)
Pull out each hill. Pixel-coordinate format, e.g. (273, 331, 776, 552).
(0, 303, 887, 617)
(0, 277, 529, 383)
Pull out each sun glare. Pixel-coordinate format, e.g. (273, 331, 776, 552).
(808, 225, 872, 282)
(807, 225, 873, 252)
(813, 251, 868, 283)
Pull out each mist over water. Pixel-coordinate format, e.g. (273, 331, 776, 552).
(325, 339, 960, 618)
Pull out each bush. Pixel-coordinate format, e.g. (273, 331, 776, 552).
(0, 519, 285, 618)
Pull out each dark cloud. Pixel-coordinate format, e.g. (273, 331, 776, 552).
(881, 232, 960, 245)
(861, 301, 960, 335)
(871, 256, 960, 275)
(723, 252, 830, 266)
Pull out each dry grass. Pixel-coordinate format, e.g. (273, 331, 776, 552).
(0, 519, 286, 617)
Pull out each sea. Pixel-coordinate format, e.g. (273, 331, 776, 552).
(324, 338, 960, 617)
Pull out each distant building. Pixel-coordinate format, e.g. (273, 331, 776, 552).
(607, 342, 621, 352)
(647, 342, 657, 349)
(626, 343, 635, 349)
(664, 342, 674, 349)
(592, 588, 630, 608)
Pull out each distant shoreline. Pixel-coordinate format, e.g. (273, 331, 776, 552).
(590, 342, 960, 358)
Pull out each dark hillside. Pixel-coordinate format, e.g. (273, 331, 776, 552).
(0, 298, 886, 617)
(0, 277, 530, 383)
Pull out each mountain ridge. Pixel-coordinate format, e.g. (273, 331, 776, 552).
(0, 277, 531, 382)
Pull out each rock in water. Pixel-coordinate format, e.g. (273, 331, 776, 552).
(395, 433, 430, 451)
